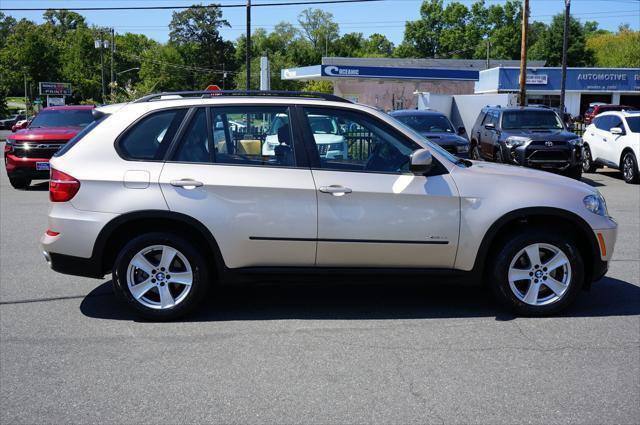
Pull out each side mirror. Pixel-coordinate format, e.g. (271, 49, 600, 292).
(610, 127, 624, 136)
(484, 123, 495, 130)
(457, 126, 466, 135)
(410, 148, 433, 175)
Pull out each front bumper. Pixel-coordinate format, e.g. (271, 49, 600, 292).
(5, 153, 51, 179)
(504, 143, 582, 170)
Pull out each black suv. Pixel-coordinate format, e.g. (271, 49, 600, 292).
(470, 106, 584, 179)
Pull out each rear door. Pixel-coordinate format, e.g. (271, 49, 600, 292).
(159, 105, 318, 269)
(590, 115, 611, 162)
(480, 111, 498, 158)
(300, 106, 460, 268)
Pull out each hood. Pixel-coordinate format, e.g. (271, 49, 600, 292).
(8, 127, 81, 142)
(313, 134, 345, 145)
(467, 161, 595, 195)
(502, 129, 578, 142)
(421, 132, 468, 146)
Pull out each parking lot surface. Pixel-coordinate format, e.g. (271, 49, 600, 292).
(1, 139, 638, 424)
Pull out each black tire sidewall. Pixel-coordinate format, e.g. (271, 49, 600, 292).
(622, 152, 639, 184)
(112, 232, 209, 320)
(582, 146, 595, 173)
(490, 230, 584, 316)
(471, 143, 481, 160)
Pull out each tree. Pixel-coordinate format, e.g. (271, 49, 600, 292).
(0, 12, 17, 49)
(362, 34, 394, 57)
(529, 14, 595, 66)
(43, 9, 86, 32)
(298, 8, 339, 54)
(587, 28, 640, 68)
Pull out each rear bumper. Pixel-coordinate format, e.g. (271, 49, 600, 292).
(45, 251, 105, 279)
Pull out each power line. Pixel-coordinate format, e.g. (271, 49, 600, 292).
(0, 0, 386, 12)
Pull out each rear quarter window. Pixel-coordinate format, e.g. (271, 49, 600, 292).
(117, 109, 187, 160)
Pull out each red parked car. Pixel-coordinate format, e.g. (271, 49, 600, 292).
(583, 104, 637, 124)
(4, 105, 95, 189)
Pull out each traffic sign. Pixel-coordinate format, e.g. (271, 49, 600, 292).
(205, 84, 221, 91)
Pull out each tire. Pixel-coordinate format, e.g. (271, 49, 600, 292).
(112, 232, 210, 320)
(8, 176, 31, 189)
(470, 142, 482, 160)
(621, 151, 639, 184)
(494, 147, 504, 163)
(582, 145, 597, 173)
(565, 165, 583, 180)
(488, 228, 584, 316)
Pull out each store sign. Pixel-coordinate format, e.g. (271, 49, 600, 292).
(524, 74, 548, 85)
(320, 65, 479, 81)
(39, 82, 72, 96)
(498, 68, 640, 92)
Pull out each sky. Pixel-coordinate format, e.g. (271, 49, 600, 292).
(2, 0, 639, 46)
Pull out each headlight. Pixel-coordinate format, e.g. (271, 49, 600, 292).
(568, 138, 583, 146)
(505, 137, 529, 148)
(583, 193, 608, 216)
(456, 145, 469, 153)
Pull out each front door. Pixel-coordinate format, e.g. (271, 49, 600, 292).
(300, 106, 460, 268)
(159, 105, 318, 269)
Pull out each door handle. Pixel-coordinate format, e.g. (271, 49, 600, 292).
(319, 185, 352, 196)
(170, 179, 203, 189)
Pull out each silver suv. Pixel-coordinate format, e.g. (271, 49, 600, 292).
(42, 91, 618, 320)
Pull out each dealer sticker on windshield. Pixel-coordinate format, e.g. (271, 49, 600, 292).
(36, 162, 50, 171)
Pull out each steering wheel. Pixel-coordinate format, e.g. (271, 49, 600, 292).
(364, 141, 409, 172)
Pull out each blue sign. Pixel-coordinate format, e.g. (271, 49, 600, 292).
(320, 65, 479, 81)
(497, 68, 640, 92)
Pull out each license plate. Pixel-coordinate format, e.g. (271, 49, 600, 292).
(36, 162, 50, 171)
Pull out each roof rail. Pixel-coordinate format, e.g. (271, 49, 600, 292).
(133, 90, 352, 104)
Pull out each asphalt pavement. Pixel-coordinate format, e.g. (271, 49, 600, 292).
(0, 145, 638, 424)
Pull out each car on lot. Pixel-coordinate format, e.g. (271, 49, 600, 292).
(582, 110, 640, 184)
(41, 91, 617, 320)
(583, 104, 636, 125)
(11, 119, 30, 132)
(0, 113, 26, 129)
(470, 106, 584, 179)
(388, 109, 469, 158)
(4, 105, 95, 189)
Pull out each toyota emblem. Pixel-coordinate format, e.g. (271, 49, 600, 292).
(545, 141, 554, 147)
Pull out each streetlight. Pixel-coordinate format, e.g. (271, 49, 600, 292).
(116, 67, 140, 76)
(94, 35, 109, 102)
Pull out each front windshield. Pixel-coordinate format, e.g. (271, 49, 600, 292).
(309, 116, 339, 134)
(626, 116, 640, 133)
(30, 109, 94, 128)
(389, 116, 461, 164)
(394, 114, 455, 133)
(502, 110, 564, 130)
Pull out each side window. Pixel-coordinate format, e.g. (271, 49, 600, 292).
(595, 116, 611, 131)
(303, 107, 420, 174)
(481, 111, 493, 126)
(118, 109, 187, 160)
(173, 109, 210, 163)
(608, 116, 623, 131)
(210, 106, 296, 167)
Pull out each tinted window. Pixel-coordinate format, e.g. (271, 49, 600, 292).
(393, 114, 455, 133)
(626, 117, 640, 133)
(30, 109, 94, 128)
(501, 110, 563, 130)
(118, 109, 187, 160)
(173, 109, 210, 163)
(608, 116, 623, 130)
(594, 116, 611, 131)
(304, 107, 420, 174)
(210, 106, 296, 167)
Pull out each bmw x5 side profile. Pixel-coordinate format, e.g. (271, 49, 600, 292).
(42, 91, 617, 320)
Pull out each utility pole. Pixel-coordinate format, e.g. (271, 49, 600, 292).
(246, 0, 251, 90)
(518, 0, 529, 107)
(95, 34, 105, 103)
(559, 0, 571, 120)
(486, 39, 491, 69)
(110, 28, 115, 98)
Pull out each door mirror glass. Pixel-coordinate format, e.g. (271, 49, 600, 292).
(457, 126, 466, 135)
(610, 127, 624, 135)
(410, 148, 433, 175)
(484, 123, 495, 130)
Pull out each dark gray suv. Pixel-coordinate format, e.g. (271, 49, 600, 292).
(470, 106, 584, 179)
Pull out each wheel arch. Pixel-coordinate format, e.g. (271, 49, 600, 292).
(473, 207, 601, 287)
(92, 210, 226, 277)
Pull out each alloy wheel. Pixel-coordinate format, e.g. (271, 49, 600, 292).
(507, 243, 572, 306)
(582, 148, 592, 173)
(126, 244, 193, 309)
(623, 154, 636, 182)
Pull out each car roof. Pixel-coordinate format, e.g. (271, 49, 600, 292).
(597, 110, 640, 118)
(486, 106, 557, 113)
(41, 105, 95, 111)
(389, 109, 445, 116)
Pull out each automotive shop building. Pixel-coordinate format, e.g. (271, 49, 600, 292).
(281, 57, 545, 111)
(474, 67, 640, 117)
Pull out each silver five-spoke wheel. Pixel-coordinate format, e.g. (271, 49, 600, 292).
(126, 245, 193, 310)
(508, 243, 572, 306)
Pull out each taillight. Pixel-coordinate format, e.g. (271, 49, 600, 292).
(50, 168, 80, 202)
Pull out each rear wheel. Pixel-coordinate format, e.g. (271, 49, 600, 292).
(621, 151, 639, 184)
(489, 229, 584, 316)
(8, 176, 31, 189)
(112, 232, 209, 320)
(582, 145, 597, 173)
(470, 142, 482, 160)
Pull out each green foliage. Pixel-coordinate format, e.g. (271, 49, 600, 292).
(302, 80, 333, 94)
(529, 14, 595, 66)
(587, 28, 640, 68)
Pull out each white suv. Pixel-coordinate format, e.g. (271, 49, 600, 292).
(582, 110, 640, 184)
(41, 91, 618, 320)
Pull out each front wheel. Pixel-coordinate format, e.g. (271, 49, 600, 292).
(112, 232, 209, 320)
(489, 229, 584, 316)
(470, 143, 482, 160)
(582, 145, 597, 173)
(565, 165, 583, 180)
(621, 151, 639, 184)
